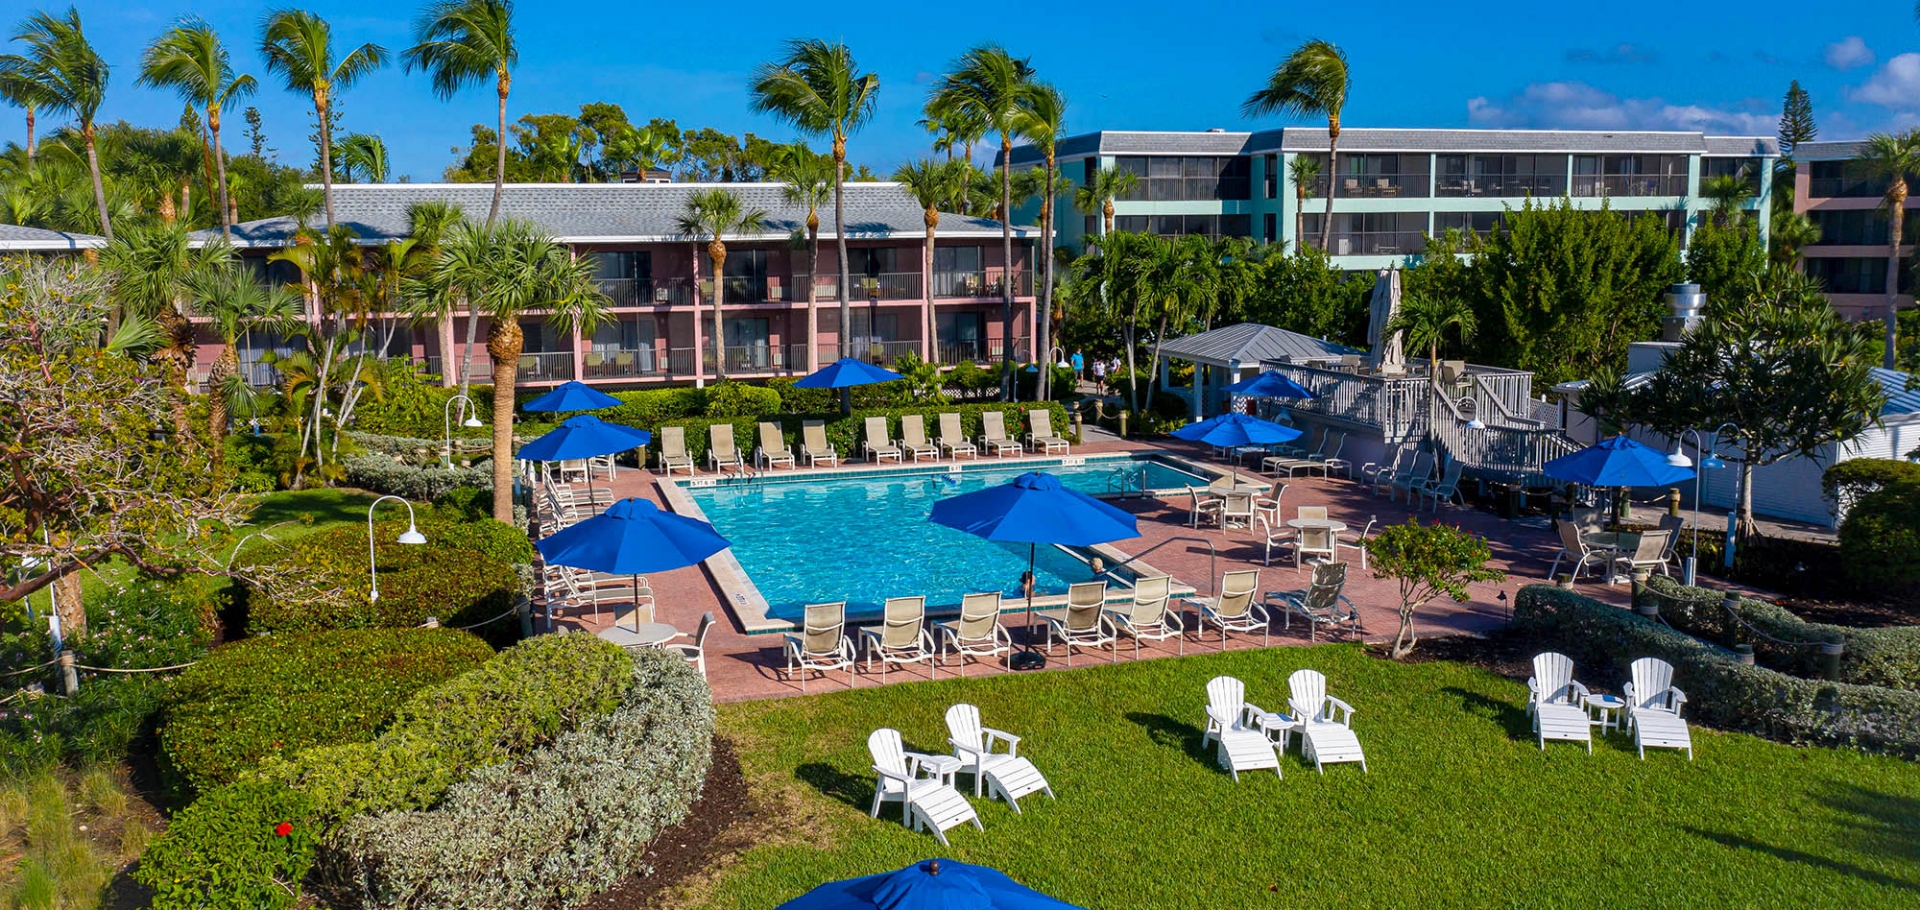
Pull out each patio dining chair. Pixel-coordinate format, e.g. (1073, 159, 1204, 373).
(1045, 582, 1118, 666)
(937, 592, 1012, 675)
(1186, 484, 1223, 528)
(1613, 530, 1672, 578)
(859, 596, 939, 682)
(1547, 521, 1615, 583)
(1274, 561, 1361, 643)
(663, 612, 715, 680)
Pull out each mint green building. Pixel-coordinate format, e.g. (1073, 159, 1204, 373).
(1005, 128, 1777, 268)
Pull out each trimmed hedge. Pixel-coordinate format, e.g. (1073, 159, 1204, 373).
(235, 518, 531, 642)
(342, 453, 494, 501)
(322, 648, 714, 909)
(350, 370, 493, 440)
(159, 628, 493, 794)
(1645, 575, 1920, 691)
(649, 402, 1075, 469)
(1513, 583, 1920, 756)
(1838, 475, 1920, 589)
(138, 634, 636, 910)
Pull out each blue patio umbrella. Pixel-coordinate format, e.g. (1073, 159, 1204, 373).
(521, 380, 622, 412)
(536, 497, 730, 630)
(1171, 412, 1301, 484)
(1222, 370, 1316, 400)
(929, 471, 1140, 668)
(794, 357, 906, 413)
(517, 415, 653, 503)
(1544, 435, 1697, 488)
(776, 859, 1083, 910)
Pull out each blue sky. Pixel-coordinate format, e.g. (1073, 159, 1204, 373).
(6, 0, 1918, 180)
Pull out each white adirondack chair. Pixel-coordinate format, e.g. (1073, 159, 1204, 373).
(1526, 652, 1593, 753)
(1623, 657, 1693, 760)
(1288, 669, 1368, 774)
(1106, 574, 1184, 658)
(1202, 676, 1282, 781)
(868, 728, 982, 846)
(945, 704, 1055, 812)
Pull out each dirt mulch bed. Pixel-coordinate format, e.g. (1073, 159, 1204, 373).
(1368, 629, 1538, 681)
(1773, 596, 1920, 630)
(577, 737, 753, 910)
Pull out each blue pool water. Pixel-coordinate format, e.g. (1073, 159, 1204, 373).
(687, 456, 1206, 619)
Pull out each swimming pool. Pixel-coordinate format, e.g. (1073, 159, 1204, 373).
(683, 454, 1208, 620)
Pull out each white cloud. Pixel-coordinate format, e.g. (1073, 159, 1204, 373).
(1466, 82, 1775, 134)
(1824, 36, 1875, 71)
(1851, 53, 1920, 107)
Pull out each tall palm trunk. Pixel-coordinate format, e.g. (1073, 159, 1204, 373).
(1294, 182, 1309, 253)
(22, 104, 34, 171)
(806, 211, 820, 370)
(1038, 150, 1056, 401)
(709, 239, 728, 381)
(833, 131, 851, 358)
(316, 90, 336, 228)
(210, 107, 233, 241)
(207, 344, 238, 466)
(82, 123, 111, 243)
(489, 73, 508, 224)
(1885, 182, 1906, 370)
(923, 207, 938, 361)
(438, 308, 458, 387)
(486, 318, 522, 522)
(998, 132, 1014, 400)
(1102, 199, 1113, 235)
(1319, 117, 1340, 254)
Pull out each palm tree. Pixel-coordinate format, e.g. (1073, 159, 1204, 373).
(921, 93, 987, 211)
(139, 18, 255, 242)
(0, 53, 55, 171)
(1853, 129, 1920, 369)
(10, 9, 112, 243)
(748, 39, 880, 358)
(103, 224, 227, 437)
(1386, 292, 1478, 372)
(771, 142, 833, 370)
(893, 158, 968, 363)
(1067, 230, 1163, 413)
(259, 8, 388, 229)
(932, 45, 1039, 394)
(404, 0, 515, 224)
(187, 262, 300, 456)
(1244, 39, 1349, 255)
(1287, 154, 1322, 251)
(1071, 163, 1138, 238)
(1769, 209, 1820, 269)
(335, 132, 389, 182)
(1013, 81, 1067, 392)
(674, 188, 768, 382)
(1701, 174, 1753, 225)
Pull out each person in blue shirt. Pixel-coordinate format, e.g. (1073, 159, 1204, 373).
(1070, 350, 1085, 379)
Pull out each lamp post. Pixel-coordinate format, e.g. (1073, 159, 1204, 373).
(1666, 423, 1736, 586)
(367, 495, 428, 603)
(442, 393, 484, 468)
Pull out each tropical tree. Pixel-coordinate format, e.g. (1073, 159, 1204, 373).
(1851, 129, 1920, 369)
(335, 131, 389, 182)
(1701, 174, 1754, 224)
(102, 223, 227, 437)
(1769, 208, 1821, 268)
(674, 188, 767, 382)
(1064, 230, 1163, 412)
(1071, 163, 1138, 238)
(748, 39, 880, 358)
(893, 157, 968, 363)
(1244, 39, 1349, 254)
(1288, 154, 1322, 251)
(1013, 81, 1067, 392)
(1365, 519, 1506, 659)
(771, 142, 833, 370)
(1386, 291, 1478, 370)
(7, 8, 113, 242)
(932, 45, 1039, 395)
(138, 17, 255, 241)
(259, 8, 388, 228)
(185, 261, 300, 454)
(404, 0, 515, 224)
(922, 92, 988, 215)
(0, 50, 55, 170)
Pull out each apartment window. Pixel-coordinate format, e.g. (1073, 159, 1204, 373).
(1431, 211, 1505, 239)
(849, 247, 898, 277)
(934, 245, 984, 273)
(1263, 153, 1278, 199)
(1263, 213, 1278, 244)
(1807, 209, 1920, 245)
(1571, 154, 1688, 197)
(1114, 155, 1252, 201)
(246, 256, 303, 287)
(1435, 154, 1569, 197)
(1113, 215, 1148, 233)
(589, 251, 653, 306)
(1301, 212, 1427, 255)
(1702, 157, 1763, 194)
(1115, 213, 1250, 239)
(1805, 257, 1895, 294)
(1807, 160, 1896, 199)
(1331, 153, 1431, 199)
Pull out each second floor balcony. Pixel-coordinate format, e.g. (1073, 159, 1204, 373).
(1570, 174, 1688, 198)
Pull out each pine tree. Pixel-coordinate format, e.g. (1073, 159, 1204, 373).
(1779, 80, 1816, 158)
(244, 105, 270, 159)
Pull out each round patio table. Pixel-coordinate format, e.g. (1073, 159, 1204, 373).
(1209, 477, 1271, 496)
(1286, 518, 1348, 534)
(595, 621, 679, 650)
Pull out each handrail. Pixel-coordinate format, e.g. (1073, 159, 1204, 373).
(1110, 535, 1217, 597)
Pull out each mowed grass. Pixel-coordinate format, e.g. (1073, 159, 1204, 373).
(704, 645, 1920, 909)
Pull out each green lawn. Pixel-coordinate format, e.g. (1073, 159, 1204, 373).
(705, 645, 1920, 909)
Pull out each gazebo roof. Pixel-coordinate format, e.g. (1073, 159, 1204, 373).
(1155, 323, 1362, 368)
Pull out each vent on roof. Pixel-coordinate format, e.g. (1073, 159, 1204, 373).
(1205, 128, 1226, 133)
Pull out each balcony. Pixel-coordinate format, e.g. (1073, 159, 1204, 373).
(583, 348, 672, 379)
(931, 269, 1033, 299)
(514, 352, 574, 383)
(937, 337, 1030, 365)
(1807, 177, 1885, 199)
(1570, 174, 1687, 198)
(785, 271, 926, 303)
(596, 277, 695, 308)
(1313, 174, 1431, 199)
(1434, 176, 1567, 198)
(700, 343, 811, 375)
(1308, 231, 1429, 257)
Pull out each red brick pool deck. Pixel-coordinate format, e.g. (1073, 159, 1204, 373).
(547, 436, 1641, 702)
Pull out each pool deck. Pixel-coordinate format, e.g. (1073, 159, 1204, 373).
(545, 434, 1647, 703)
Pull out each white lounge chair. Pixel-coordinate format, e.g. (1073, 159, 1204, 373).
(756, 421, 795, 470)
(1202, 675, 1282, 781)
(708, 423, 745, 473)
(1288, 669, 1368, 774)
(1526, 651, 1593, 753)
(1624, 657, 1693, 760)
(863, 416, 903, 464)
(1105, 574, 1184, 658)
(782, 601, 856, 692)
(946, 703, 1054, 812)
(898, 414, 941, 463)
(1612, 530, 1673, 578)
(1358, 448, 1406, 490)
(937, 412, 977, 460)
(859, 596, 939, 681)
(937, 592, 1011, 675)
(1025, 410, 1069, 455)
(1274, 561, 1361, 643)
(663, 612, 715, 680)
(868, 728, 982, 846)
(1315, 432, 1352, 479)
(1198, 570, 1270, 647)
(658, 426, 696, 476)
(800, 419, 840, 467)
(1388, 451, 1436, 502)
(1045, 582, 1117, 666)
(978, 411, 1023, 457)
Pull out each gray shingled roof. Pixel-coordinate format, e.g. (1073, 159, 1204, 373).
(1792, 140, 1866, 161)
(1704, 135, 1781, 156)
(202, 182, 1037, 247)
(1263, 128, 1730, 154)
(0, 223, 106, 250)
(1007, 130, 1254, 166)
(1156, 322, 1362, 367)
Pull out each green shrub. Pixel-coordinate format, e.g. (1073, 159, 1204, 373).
(1822, 457, 1920, 515)
(322, 649, 713, 909)
(223, 433, 280, 493)
(647, 402, 1074, 469)
(341, 454, 494, 501)
(1645, 577, 1920, 691)
(1837, 476, 1920, 589)
(767, 376, 832, 414)
(138, 634, 636, 910)
(350, 370, 493, 440)
(1513, 584, 1920, 756)
(702, 380, 782, 418)
(431, 485, 492, 522)
(159, 628, 492, 794)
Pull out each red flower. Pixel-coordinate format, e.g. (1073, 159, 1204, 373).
(274, 822, 293, 837)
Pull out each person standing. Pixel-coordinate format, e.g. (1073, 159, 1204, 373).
(1092, 357, 1107, 394)
(1071, 349, 1085, 379)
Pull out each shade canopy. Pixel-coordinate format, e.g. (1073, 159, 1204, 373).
(776, 859, 1083, 910)
(521, 380, 623, 412)
(1169, 412, 1302, 450)
(793, 357, 905, 389)
(1544, 435, 1697, 488)
(517, 414, 653, 463)
(535, 497, 729, 575)
(928, 472, 1139, 548)
(1222, 370, 1316, 400)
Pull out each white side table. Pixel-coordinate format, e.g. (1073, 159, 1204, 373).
(1256, 711, 1300, 753)
(1585, 693, 1625, 735)
(914, 753, 964, 788)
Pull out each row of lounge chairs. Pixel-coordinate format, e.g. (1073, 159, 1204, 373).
(1359, 448, 1465, 511)
(656, 411, 1071, 475)
(869, 704, 1056, 845)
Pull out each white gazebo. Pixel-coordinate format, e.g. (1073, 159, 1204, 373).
(1155, 323, 1363, 419)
